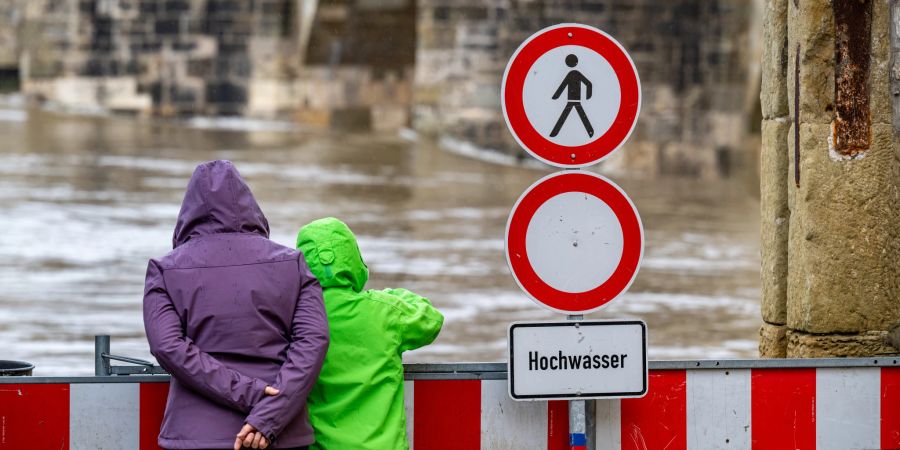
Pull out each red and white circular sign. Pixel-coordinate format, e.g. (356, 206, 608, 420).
(502, 23, 641, 168)
(505, 171, 643, 314)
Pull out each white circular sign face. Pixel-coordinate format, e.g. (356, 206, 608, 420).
(525, 191, 624, 293)
(505, 170, 644, 314)
(522, 45, 621, 148)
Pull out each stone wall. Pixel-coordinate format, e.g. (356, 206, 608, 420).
(15, 0, 415, 128)
(19, 0, 295, 115)
(8, 0, 762, 173)
(414, 0, 760, 178)
(759, 0, 900, 357)
(0, 0, 24, 91)
(0, 1, 22, 69)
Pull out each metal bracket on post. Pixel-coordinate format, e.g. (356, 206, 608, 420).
(565, 315, 594, 450)
(94, 335, 167, 376)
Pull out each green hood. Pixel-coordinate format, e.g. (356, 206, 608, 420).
(296, 217, 368, 292)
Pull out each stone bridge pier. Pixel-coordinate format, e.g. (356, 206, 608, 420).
(759, 0, 900, 357)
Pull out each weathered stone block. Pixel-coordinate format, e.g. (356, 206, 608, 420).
(869, 0, 892, 125)
(759, 322, 788, 358)
(294, 108, 331, 128)
(787, 0, 835, 124)
(154, 18, 180, 35)
(787, 123, 900, 333)
(371, 105, 409, 131)
(787, 122, 797, 212)
(761, 0, 789, 119)
(247, 79, 295, 118)
(331, 106, 372, 131)
(760, 118, 791, 324)
(139, 1, 159, 14)
(205, 81, 246, 104)
(787, 330, 900, 357)
(102, 77, 153, 113)
(164, 0, 191, 13)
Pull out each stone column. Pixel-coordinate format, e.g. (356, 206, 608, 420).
(760, 0, 900, 357)
(759, 0, 791, 357)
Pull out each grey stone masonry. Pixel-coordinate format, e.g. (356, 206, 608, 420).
(414, 0, 758, 178)
(15, 0, 298, 116)
(9, 0, 761, 170)
(760, 0, 900, 358)
(14, 0, 416, 126)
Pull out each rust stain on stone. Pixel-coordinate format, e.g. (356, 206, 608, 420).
(832, 0, 873, 157)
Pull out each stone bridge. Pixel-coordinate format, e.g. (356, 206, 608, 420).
(0, 0, 761, 177)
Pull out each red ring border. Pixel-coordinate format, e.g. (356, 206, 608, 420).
(505, 171, 643, 314)
(502, 24, 641, 168)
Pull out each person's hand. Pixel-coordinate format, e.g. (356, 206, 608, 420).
(235, 423, 270, 449)
(233, 387, 276, 449)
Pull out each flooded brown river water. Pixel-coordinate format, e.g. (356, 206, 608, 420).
(0, 104, 762, 375)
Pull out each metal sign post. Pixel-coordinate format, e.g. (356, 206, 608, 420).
(501, 22, 644, 450)
(567, 314, 590, 450)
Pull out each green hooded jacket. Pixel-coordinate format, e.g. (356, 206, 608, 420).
(297, 218, 444, 450)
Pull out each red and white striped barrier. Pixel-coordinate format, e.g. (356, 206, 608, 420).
(0, 381, 167, 449)
(2, 367, 899, 449)
(405, 368, 900, 450)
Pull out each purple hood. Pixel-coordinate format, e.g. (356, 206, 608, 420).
(172, 160, 269, 248)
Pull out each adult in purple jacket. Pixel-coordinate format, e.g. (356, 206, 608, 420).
(143, 160, 329, 450)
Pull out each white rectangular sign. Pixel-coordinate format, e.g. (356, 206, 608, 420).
(508, 320, 647, 401)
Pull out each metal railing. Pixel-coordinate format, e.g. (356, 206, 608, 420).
(95, 335, 169, 376)
(91, 334, 900, 379)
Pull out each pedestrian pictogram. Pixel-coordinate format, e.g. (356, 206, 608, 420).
(504, 170, 643, 315)
(550, 54, 594, 138)
(502, 23, 641, 168)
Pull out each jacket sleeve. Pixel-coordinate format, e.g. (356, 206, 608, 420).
(143, 259, 269, 413)
(382, 288, 444, 353)
(245, 256, 329, 442)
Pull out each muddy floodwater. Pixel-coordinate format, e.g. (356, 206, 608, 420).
(0, 104, 762, 375)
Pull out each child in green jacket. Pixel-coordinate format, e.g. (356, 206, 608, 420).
(297, 217, 444, 450)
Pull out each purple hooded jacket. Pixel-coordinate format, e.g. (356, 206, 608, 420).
(143, 160, 329, 449)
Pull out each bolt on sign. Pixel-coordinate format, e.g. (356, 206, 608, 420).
(502, 24, 647, 401)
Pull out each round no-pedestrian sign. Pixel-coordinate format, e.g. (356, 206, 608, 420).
(502, 23, 641, 168)
(505, 171, 643, 314)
